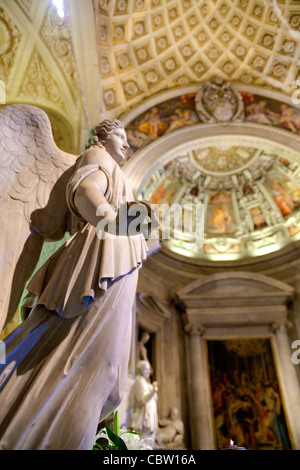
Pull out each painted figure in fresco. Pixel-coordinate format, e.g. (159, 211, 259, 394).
(271, 104, 300, 133)
(0, 105, 160, 450)
(206, 191, 236, 235)
(137, 107, 168, 139)
(272, 181, 294, 215)
(165, 108, 197, 134)
(126, 94, 199, 153)
(245, 100, 278, 126)
(151, 175, 178, 205)
(126, 128, 151, 149)
(250, 206, 267, 230)
(243, 93, 300, 134)
(276, 104, 299, 132)
(266, 177, 297, 216)
(263, 171, 300, 217)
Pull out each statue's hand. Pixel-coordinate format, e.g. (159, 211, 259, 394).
(153, 381, 158, 392)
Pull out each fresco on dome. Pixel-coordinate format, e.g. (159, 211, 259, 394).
(206, 191, 237, 235)
(202, 242, 242, 254)
(150, 174, 180, 205)
(208, 339, 292, 450)
(241, 92, 300, 134)
(174, 205, 196, 235)
(288, 226, 300, 237)
(125, 93, 199, 157)
(264, 171, 300, 216)
(125, 92, 300, 159)
(242, 183, 255, 196)
(250, 206, 268, 230)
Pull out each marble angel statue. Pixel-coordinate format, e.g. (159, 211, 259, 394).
(0, 104, 160, 450)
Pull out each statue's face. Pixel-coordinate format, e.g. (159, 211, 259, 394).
(104, 127, 129, 164)
(140, 363, 150, 378)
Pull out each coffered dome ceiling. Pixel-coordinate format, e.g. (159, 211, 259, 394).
(2, 0, 300, 132)
(96, 0, 300, 116)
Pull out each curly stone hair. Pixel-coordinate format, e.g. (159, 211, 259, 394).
(85, 119, 124, 149)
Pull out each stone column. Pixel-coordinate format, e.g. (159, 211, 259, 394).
(271, 321, 300, 449)
(185, 324, 215, 450)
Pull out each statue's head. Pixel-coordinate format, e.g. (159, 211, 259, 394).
(86, 119, 124, 147)
(94, 119, 124, 144)
(170, 407, 179, 420)
(140, 331, 150, 344)
(86, 119, 129, 164)
(136, 360, 151, 378)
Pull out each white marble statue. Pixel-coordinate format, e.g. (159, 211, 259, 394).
(155, 407, 185, 448)
(138, 331, 151, 362)
(128, 360, 158, 445)
(0, 104, 160, 450)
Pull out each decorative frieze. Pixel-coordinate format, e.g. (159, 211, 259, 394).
(40, 4, 79, 104)
(0, 7, 22, 83)
(19, 48, 66, 112)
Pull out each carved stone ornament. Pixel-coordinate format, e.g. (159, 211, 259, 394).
(195, 78, 245, 123)
(270, 320, 293, 334)
(184, 323, 206, 336)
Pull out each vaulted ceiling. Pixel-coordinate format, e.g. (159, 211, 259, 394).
(1, 0, 300, 264)
(96, 0, 300, 115)
(2, 0, 300, 150)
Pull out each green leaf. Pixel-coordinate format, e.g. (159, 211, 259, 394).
(106, 424, 128, 450)
(93, 443, 107, 450)
(113, 411, 120, 437)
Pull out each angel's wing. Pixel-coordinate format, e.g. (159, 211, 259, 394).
(0, 104, 79, 332)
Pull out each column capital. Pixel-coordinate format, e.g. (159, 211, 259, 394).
(184, 323, 206, 336)
(270, 320, 293, 334)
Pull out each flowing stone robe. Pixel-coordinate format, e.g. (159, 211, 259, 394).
(0, 150, 148, 450)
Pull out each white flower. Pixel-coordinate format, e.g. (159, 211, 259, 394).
(119, 427, 154, 450)
(94, 426, 153, 450)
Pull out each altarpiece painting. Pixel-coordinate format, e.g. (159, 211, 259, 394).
(208, 339, 292, 450)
